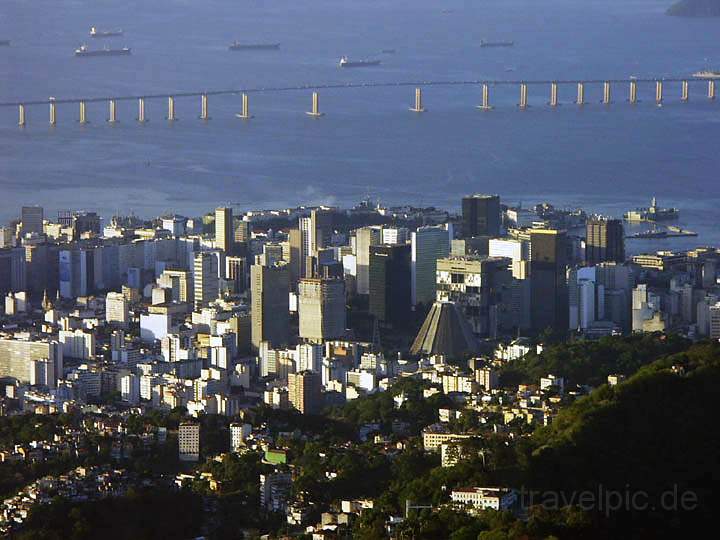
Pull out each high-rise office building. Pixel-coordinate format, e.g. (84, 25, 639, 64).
(234, 220, 250, 244)
(24, 243, 59, 299)
(355, 226, 383, 295)
(226, 256, 247, 294)
(106, 292, 130, 327)
(0, 337, 63, 388)
(530, 229, 569, 332)
(411, 225, 451, 306)
(0, 247, 27, 296)
(462, 194, 501, 238)
(288, 228, 303, 285)
(585, 218, 625, 265)
(58, 247, 96, 299)
(215, 207, 234, 254)
(21, 206, 44, 236)
(369, 244, 411, 327)
(287, 371, 322, 414)
(158, 269, 191, 303)
(311, 208, 334, 253)
(298, 277, 346, 341)
(193, 252, 219, 309)
(251, 262, 290, 349)
(436, 256, 513, 337)
(382, 227, 409, 246)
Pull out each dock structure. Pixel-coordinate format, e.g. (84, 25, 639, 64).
(137, 98, 147, 123)
(108, 99, 117, 123)
(167, 96, 177, 121)
(655, 81, 663, 105)
(409, 87, 425, 112)
(681, 80, 689, 102)
(306, 91, 324, 117)
(477, 83, 492, 110)
(549, 82, 558, 107)
(576, 82, 585, 105)
(236, 93, 252, 119)
(629, 80, 638, 104)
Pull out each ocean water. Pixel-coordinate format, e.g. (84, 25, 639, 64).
(0, 0, 719, 253)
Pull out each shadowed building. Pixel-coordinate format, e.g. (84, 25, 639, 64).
(586, 217, 625, 265)
(462, 194, 501, 238)
(369, 244, 411, 327)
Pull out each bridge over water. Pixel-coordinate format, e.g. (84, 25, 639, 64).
(3, 77, 716, 127)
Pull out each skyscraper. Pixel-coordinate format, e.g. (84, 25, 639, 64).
(251, 262, 290, 349)
(193, 252, 219, 309)
(369, 244, 411, 327)
(462, 194, 501, 238)
(298, 277, 346, 341)
(287, 370, 322, 414)
(355, 226, 382, 295)
(530, 229, 569, 332)
(311, 208, 334, 253)
(21, 206, 43, 236)
(585, 217, 625, 265)
(106, 291, 130, 327)
(0, 248, 26, 296)
(226, 256, 247, 294)
(436, 256, 513, 337)
(215, 207, 234, 254)
(411, 225, 451, 306)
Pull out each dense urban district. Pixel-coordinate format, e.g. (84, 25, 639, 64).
(0, 196, 718, 539)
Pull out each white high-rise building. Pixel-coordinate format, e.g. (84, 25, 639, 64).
(298, 278, 346, 341)
(105, 291, 130, 327)
(59, 329, 95, 360)
(194, 252, 219, 308)
(411, 225, 451, 306)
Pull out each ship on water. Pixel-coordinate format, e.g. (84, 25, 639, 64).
(90, 27, 123, 38)
(229, 41, 280, 50)
(624, 197, 679, 223)
(480, 40, 514, 47)
(75, 44, 131, 57)
(339, 56, 381, 68)
(693, 70, 720, 79)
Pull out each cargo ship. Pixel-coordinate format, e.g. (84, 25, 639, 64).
(339, 56, 381, 68)
(75, 44, 131, 57)
(90, 27, 123, 38)
(693, 70, 720, 79)
(480, 40, 514, 47)
(229, 41, 280, 50)
(624, 197, 679, 223)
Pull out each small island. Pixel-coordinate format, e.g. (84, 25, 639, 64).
(667, 0, 720, 17)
